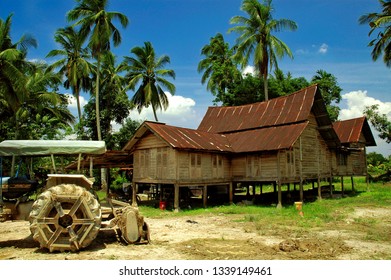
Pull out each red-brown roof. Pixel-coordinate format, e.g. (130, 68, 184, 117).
(226, 122, 308, 153)
(145, 121, 232, 152)
(333, 117, 376, 146)
(123, 121, 308, 153)
(198, 85, 317, 133)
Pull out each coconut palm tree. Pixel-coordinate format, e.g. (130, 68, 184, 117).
(359, 0, 391, 67)
(0, 14, 37, 139)
(122, 41, 176, 122)
(83, 51, 132, 142)
(229, 0, 297, 100)
(0, 14, 37, 119)
(67, 0, 129, 141)
(198, 33, 240, 104)
(46, 26, 92, 133)
(18, 62, 75, 139)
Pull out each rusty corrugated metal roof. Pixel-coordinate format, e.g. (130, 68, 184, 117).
(226, 122, 308, 153)
(198, 85, 317, 133)
(139, 121, 233, 152)
(333, 117, 376, 146)
(125, 121, 308, 153)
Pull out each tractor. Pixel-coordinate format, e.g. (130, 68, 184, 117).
(0, 140, 150, 252)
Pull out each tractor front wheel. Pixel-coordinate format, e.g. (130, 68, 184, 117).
(29, 184, 101, 252)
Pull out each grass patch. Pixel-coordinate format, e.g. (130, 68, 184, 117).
(99, 179, 391, 245)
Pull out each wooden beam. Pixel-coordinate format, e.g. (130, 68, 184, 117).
(203, 185, 208, 208)
(317, 177, 322, 200)
(132, 183, 138, 207)
(51, 154, 57, 174)
(329, 175, 333, 197)
(299, 137, 303, 202)
(229, 182, 234, 205)
(174, 184, 180, 212)
(317, 125, 333, 130)
(277, 181, 282, 208)
(351, 176, 355, 192)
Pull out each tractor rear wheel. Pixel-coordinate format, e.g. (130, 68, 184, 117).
(29, 184, 101, 252)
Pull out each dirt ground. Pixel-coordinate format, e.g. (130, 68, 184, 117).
(1, 206, 391, 260)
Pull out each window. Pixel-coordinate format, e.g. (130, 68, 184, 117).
(191, 153, 201, 167)
(156, 147, 168, 178)
(139, 149, 150, 177)
(246, 155, 261, 177)
(190, 153, 202, 178)
(212, 154, 223, 178)
(140, 149, 150, 167)
(157, 147, 168, 167)
(212, 154, 222, 167)
(286, 150, 295, 176)
(337, 151, 348, 166)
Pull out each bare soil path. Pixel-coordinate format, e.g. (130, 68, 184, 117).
(1, 206, 390, 260)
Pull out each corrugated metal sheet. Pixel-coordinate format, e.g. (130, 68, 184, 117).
(333, 117, 376, 146)
(198, 85, 317, 133)
(333, 117, 363, 143)
(145, 122, 233, 152)
(226, 122, 308, 153)
(134, 121, 308, 153)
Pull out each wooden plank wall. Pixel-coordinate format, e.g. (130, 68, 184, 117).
(133, 132, 231, 184)
(231, 152, 279, 181)
(177, 151, 230, 182)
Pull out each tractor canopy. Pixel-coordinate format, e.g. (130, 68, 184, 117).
(0, 140, 106, 157)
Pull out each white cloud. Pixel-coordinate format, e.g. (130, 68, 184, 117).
(340, 90, 391, 156)
(66, 94, 87, 109)
(242, 65, 256, 76)
(318, 43, 328, 54)
(128, 92, 197, 128)
(340, 90, 391, 121)
(295, 49, 309, 55)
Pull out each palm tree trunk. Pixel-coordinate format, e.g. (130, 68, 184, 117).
(75, 87, 84, 138)
(95, 56, 102, 141)
(261, 51, 269, 101)
(263, 72, 269, 101)
(152, 106, 159, 122)
(95, 55, 107, 191)
(258, 60, 269, 101)
(76, 92, 82, 124)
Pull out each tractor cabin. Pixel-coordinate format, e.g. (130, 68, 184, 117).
(123, 84, 376, 210)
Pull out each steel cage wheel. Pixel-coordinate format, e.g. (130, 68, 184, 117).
(29, 184, 101, 252)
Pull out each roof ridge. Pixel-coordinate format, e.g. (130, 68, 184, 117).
(209, 120, 310, 135)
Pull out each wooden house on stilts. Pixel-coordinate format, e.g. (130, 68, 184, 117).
(123, 84, 376, 210)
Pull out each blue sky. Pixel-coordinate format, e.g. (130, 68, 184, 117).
(1, 0, 390, 155)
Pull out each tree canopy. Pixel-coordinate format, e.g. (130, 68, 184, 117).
(229, 0, 297, 100)
(359, 0, 391, 67)
(122, 41, 176, 122)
